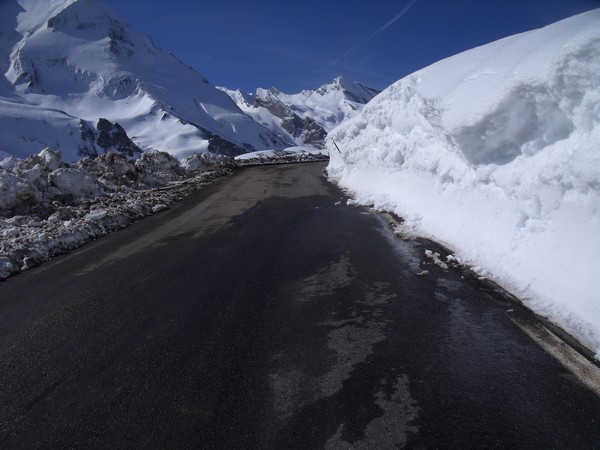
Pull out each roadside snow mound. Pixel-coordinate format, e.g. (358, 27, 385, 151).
(327, 10, 600, 357)
(235, 146, 329, 166)
(0, 148, 233, 279)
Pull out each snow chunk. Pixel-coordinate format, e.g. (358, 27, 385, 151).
(151, 204, 167, 213)
(134, 150, 184, 187)
(424, 250, 449, 270)
(48, 168, 102, 199)
(85, 209, 108, 221)
(38, 148, 62, 172)
(0, 173, 41, 210)
(0, 257, 16, 279)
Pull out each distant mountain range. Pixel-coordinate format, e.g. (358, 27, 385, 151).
(220, 77, 380, 149)
(0, 0, 379, 161)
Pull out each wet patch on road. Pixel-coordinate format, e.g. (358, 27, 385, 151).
(325, 375, 419, 449)
(267, 246, 421, 448)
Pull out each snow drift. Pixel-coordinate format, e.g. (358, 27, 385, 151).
(327, 10, 600, 357)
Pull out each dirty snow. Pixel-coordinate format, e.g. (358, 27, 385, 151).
(0, 148, 233, 279)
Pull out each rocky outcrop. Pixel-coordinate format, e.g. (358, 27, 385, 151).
(255, 89, 327, 148)
(78, 119, 142, 158)
(280, 115, 327, 149)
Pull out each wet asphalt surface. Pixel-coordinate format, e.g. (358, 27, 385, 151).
(1, 162, 599, 449)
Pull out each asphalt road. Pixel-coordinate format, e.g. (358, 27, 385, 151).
(1, 162, 599, 448)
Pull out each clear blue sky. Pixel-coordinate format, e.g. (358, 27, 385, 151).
(103, 0, 599, 93)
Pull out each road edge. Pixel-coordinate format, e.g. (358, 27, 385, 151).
(376, 209, 600, 397)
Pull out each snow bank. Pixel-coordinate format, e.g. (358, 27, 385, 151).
(235, 146, 329, 166)
(327, 10, 600, 357)
(0, 148, 233, 280)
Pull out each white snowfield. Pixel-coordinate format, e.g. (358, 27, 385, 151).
(0, 0, 291, 161)
(327, 10, 600, 357)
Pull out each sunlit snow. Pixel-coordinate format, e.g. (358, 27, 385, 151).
(0, 0, 292, 161)
(327, 10, 600, 357)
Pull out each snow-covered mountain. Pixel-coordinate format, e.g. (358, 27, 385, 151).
(0, 0, 293, 161)
(221, 77, 380, 149)
(327, 10, 600, 357)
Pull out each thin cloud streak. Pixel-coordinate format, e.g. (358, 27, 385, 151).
(317, 0, 418, 73)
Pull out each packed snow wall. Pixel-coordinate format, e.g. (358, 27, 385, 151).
(327, 10, 600, 357)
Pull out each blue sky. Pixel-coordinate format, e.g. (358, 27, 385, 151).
(104, 0, 599, 93)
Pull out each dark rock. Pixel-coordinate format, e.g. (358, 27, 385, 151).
(77, 118, 142, 159)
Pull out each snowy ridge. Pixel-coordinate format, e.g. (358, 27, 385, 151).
(220, 77, 380, 149)
(275, 76, 380, 132)
(0, 0, 292, 161)
(327, 10, 600, 357)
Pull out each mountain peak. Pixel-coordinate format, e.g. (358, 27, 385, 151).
(314, 76, 381, 104)
(16, 0, 116, 36)
(332, 75, 346, 87)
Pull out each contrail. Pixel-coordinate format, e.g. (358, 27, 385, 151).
(318, 0, 418, 73)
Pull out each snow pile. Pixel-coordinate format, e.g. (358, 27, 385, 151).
(327, 10, 600, 357)
(0, 148, 100, 213)
(0, 148, 233, 279)
(235, 146, 329, 166)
